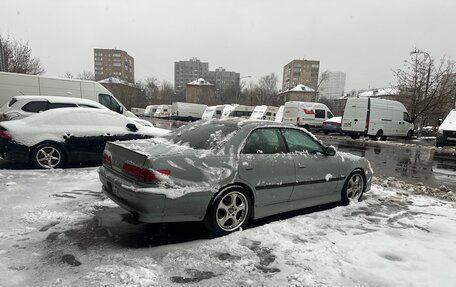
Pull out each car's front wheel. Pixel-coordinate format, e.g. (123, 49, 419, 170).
(32, 143, 66, 169)
(204, 185, 252, 236)
(341, 170, 366, 205)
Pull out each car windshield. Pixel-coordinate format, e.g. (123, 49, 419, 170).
(163, 122, 239, 150)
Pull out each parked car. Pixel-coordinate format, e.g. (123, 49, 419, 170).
(322, 116, 342, 135)
(99, 119, 372, 236)
(282, 101, 334, 131)
(250, 105, 279, 121)
(341, 97, 414, 140)
(0, 108, 169, 169)
(170, 102, 207, 121)
(0, 95, 109, 121)
(436, 109, 456, 147)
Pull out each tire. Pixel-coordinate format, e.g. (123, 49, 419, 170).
(350, 134, 360, 140)
(405, 130, 413, 140)
(32, 143, 66, 169)
(341, 170, 366, 206)
(324, 131, 330, 135)
(373, 130, 383, 141)
(187, 116, 193, 122)
(204, 185, 252, 236)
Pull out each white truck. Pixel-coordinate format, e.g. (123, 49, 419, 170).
(202, 105, 227, 120)
(341, 97, 414, 140)
(0, 72, 135, 118)
(282, 101, 334, 130)
(250, 105, 279, 121)
(144, 105, 158, 117)
(221, 104, 255, 119)
(170, 102, 207, 121)
(153, 105, 171, 119)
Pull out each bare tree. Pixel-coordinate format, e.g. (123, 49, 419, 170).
(77, 71, 95, 81)
(0, 35, 44, 75)
(158, 81, 174, 104)
(395, 50, 456, 126)
(255, 73, 278, 105)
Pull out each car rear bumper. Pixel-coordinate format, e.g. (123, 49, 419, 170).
(98, 166, 212, 223)
(0, 140, 30, 163)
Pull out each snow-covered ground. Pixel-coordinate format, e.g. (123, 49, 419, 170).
(1, 168, 456, 287)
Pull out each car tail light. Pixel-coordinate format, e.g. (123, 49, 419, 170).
(365, 118, 369, 129)
(102, 151, 112, 167)
(122, 162, 170, 182)
(0, 129, 12, 139)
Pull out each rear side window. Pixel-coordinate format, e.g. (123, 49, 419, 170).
(216, 110, 222, 115)
(315, 109, 326, 118)
(48, 103, 78, 109)
(22, 101, 49, 112)
(243, 128, 287, 154)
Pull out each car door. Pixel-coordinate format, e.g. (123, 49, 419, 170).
(281, 128, 341, 202)
(238, 127, 295, 206)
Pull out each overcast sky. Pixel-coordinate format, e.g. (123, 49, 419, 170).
(1, 0, 455, 91)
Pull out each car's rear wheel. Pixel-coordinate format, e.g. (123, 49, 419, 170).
(405, 130, 413, 140)
(32, 143, 65, 169)
(341, 170, 366, 205)
(350, 134, 360, 139)
(204, 185, 252, 236)
(372, 130, 383, 141)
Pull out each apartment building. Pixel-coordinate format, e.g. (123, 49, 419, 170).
(282, 59, 320, 91)
(174, 57, 209, 94)
(319, 71, 346, 99)
(94, 48, 135, 83)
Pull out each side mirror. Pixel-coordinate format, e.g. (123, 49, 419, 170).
(325, 146, 336, 156)
(437, 119, 443, 126)
(126, 123, 138, 132)
(117, 106, 124, 114)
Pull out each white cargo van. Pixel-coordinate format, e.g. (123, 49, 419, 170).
(282, 101, 334, 130)
(341, 97, 414, 140)
(436, 109, 456, 147)
(202, 105, 226, 120)
(0, 72, 135, 118)
(170, 102, 207, 121)
(250, 105, 279, 121)
(144, 105, 158, 117)
(131, 108, 145, 116)
(275, 105, 284, 123)
(221, 105, 255, 119)
(153, 105, 171, 119)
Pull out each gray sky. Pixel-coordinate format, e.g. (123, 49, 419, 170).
(1, 0, 455, 91)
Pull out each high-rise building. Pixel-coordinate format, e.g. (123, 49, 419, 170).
(174, 57, 209, 94)
(206, 67, 240, 93)
(94, 48, 135, 83)
(282, 59, 320, 91)
(319, 71, 346, 99)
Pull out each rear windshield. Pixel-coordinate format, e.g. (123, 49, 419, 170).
(163, 122, 239, 150)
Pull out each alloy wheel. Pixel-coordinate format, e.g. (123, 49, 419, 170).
(216, 191, 248, 232)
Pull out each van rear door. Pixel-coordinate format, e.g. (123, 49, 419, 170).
(283, 106, 299, 125)
(342, 98, 368, 133)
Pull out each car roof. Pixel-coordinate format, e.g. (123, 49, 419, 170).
(12, 95, 105, 107)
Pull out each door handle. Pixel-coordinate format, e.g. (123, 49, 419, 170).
(245, 167, 254, 171)
(104, 133, 112, 136)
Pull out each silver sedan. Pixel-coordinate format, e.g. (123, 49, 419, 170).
(98, 119, 372, 236)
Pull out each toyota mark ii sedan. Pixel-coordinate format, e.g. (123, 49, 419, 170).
(99, 119, 373, 236)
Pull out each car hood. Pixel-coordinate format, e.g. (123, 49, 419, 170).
(438, 121, 456, 132)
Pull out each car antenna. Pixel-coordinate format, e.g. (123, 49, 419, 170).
(17, 90, 24, 95)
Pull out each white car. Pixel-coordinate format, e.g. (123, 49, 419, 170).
(0, 95, 108, 121)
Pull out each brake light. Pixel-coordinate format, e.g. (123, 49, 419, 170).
(102, 151, 112, 166)
(122, 162, 170, 182)
(0, 130, 12, 139)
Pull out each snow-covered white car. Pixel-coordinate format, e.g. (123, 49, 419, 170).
(0, 108, 169, 169)
(0, 95, 108, 121)
(437, 109, 456, 147)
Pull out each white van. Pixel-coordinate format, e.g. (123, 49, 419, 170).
(144, 105, 158, 117)
(202, 105, 226, 120)
(0, 72, 135, 118)
(250, 105, 279, 121)
(275, 105, 284, 123)
(170, 102, 207, 121)
(282, 101, 334, 130)
(221, 105, 255, 119)
(131, 108, 145, 116)
(341, 97, 414, 140)
(153, 105, 171, 119)
(436, 109, 456, 147)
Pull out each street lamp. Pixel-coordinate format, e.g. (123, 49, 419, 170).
(236, 75, 251, 104)
(410, 49, 432, 99)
